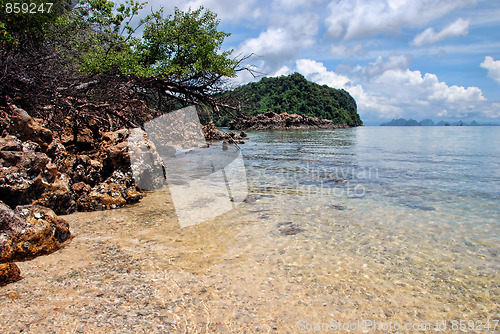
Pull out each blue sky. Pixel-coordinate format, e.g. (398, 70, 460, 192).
(144, 0, 500, 124)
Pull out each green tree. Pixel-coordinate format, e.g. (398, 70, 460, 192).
(227, 73, 362, 127)
(1, 0, 248, 125)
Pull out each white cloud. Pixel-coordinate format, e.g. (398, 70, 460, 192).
(287, 57, 490, 120)
(295, 59, 401, 119)
(330, 43, 366, 57)
(272, 0, 327, 11)
(237, 13, 318, 72)
(374, 68, 485, 104)
(354, 55, 412, 78)
(326, 0, 479, 40)
(272, 65, 293, 77)
(160, 0, 260, 21)
(412, 18, 470, 46)
(480, 56, 500, 83)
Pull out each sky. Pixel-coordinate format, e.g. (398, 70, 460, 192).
(141, 0, 500, 124)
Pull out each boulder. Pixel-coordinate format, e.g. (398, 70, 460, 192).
(0, 201, 71, 263)
(202, 122, 244, 143)
(99, 128, 132, 170)
(76, 170, 143, 211)
(127, 128, 166, 190)
(0, 134, 75, 214)
(5, 104, 53, 151)
(0, 263, 22, 286)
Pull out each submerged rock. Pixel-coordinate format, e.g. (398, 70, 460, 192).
(277, 222, 304, 236)
(403, 202, 436, 211)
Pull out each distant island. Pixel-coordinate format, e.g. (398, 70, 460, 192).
(380, 118, 500, 126)
(218, 73, 362, 128)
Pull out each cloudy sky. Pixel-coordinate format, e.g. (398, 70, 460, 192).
(144, 0, 500, 124)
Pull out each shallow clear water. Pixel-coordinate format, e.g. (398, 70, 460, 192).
(222, 126, 500, 326)
(242, 127, 500, 255)
(6, 126, 497, 332)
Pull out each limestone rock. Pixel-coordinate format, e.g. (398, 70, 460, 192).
(0, 135, 76, 214)
(0, 201, 71, 263)
(76, 170, 143, 211)
(202, 122, 244, 143)
(100, 128, 166, 191)
(0, 263, 22, 286)
(230, 111, 349, 130)
(5, 104, 53, 151)
(127, 128, 166, 190)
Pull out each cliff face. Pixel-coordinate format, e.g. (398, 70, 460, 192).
(226, 73, 362, 127)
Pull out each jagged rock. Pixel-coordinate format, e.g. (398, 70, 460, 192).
(72, 181, 91, 196)
(0, 136, 51, 207)
(230, 111, 350, 130)
(0, 135, 22, 152)
(99, 128, 165, 191)
(0, 201, 71, 263)
(0, 263, 22, 286)
(67, 154, 103, 186)
(127, 128, 166, 190)
(1, 105, 166, 213)
(0, 134, 76, 214)
(76, 170, 143, 211)
(202, 122, 244, 143)
(33, 172, 76, 214)
(99, 129, 131, 170)
(5, 104, 53, 151)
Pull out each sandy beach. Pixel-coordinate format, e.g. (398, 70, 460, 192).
(1, 184, 497, 333)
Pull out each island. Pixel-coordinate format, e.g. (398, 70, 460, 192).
(380, 118, 499, 126)
(218, 73, 362, 129)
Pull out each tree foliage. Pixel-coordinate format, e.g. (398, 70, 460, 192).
(228, 73, 362, 127)
(0, 0, 247, 134)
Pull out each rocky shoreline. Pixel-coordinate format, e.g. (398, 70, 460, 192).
(230, 111, 351, 131)
(1, 106, 344, 286)
(0, 103, 248, 285)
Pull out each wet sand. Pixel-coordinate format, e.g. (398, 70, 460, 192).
(1, 187, 498, 333)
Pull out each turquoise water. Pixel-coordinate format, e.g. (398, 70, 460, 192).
(241, 126, 500, 275)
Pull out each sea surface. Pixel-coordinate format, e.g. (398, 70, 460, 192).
(231, 126, 499, 328)
(3, 126, 498, 332)
(242, 126, 500, 249)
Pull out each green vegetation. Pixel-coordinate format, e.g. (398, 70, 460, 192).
(227, 73, 362, 127)
(0, 0, 245, 126)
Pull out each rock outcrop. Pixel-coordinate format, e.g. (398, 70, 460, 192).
(0, 262, 21, 286)
(202, 122, 245, 143)
(1, 105, 165, 214)
(230, 111, 350, 131)
(0, 201, 71, 286)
